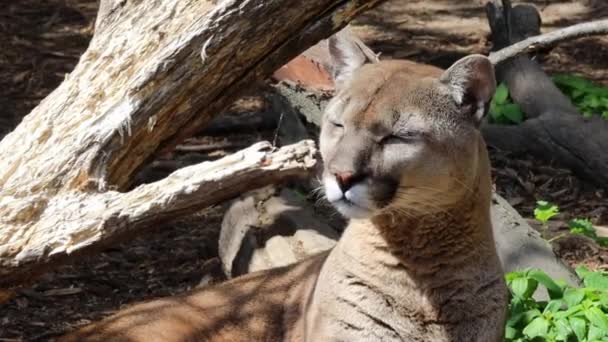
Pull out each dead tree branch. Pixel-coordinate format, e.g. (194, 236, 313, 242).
(0, 140, 316, 287)
(489, 18, 608, 65)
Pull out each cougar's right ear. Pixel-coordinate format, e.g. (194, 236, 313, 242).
(440, 54, 496, 126)
(328, 27, 379, 90)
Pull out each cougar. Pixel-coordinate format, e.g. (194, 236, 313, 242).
(60, 29, 508, 342)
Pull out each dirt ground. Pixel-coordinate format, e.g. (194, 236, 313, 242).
(1, 0, 607, 341)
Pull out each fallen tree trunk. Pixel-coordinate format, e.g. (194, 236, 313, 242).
(483, 1, 608, 188)
(0, 0, 385, 289)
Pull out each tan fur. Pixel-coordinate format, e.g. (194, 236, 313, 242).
(307, 56, 508, 341)
(61, 39, 507, 342)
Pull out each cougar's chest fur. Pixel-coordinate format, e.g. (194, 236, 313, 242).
(304, 216, 507, 342)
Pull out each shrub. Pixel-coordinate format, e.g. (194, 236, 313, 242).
(505, 268, 608, 342)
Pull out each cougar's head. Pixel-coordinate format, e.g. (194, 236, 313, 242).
(320, 29, 496, 219)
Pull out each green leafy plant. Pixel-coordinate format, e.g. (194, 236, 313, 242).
(535, 201, 560, 225)
(505, 268, 608, 342)
(489, 83, 525, 124)
(552, 74, 608, 119)
(569, 219, 608, 248)
(489, 75, 608, 125)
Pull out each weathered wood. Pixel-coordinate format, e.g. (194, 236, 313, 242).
(0, 0, 385, 288)
(0, 140, 316, 287)
(483, 2, 608, 188)
(0, 141, 316, 287)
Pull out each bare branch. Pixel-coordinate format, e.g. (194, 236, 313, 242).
(489, 19, 608, 65)
(0, 140, 317, 288)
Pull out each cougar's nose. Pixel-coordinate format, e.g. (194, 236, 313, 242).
(334, 171, 355, 192)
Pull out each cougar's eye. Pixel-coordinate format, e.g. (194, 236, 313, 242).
(380, 131, 420, 145)
(330, 121, 344, 129)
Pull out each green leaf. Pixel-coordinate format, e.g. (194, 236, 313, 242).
(550, 73, 608, 121)
(587, 96, 602, 109)
(555, 318, 573, 341)
(569, 316, 588, 341)
(512, 277, 531, 298)
(564, 288, 586, 308)
(502, 103, 525, 124)
(577, 266, 592, 279)
(522, 309, 542, 325)
(489, 101, 502, 121)
(494, 83, 509, 104)
(585, 307, 608, 332)
(523, 316, 549, 338)
(600, 292, 608, 308)
(572, 89, 586, 99)
(529, 270, 564, 299)
(583, 272, 608, 291)
(506, 271, 525, 282)
(569, 218, 596, 237)
(555, 304, 584, 321)
(588, 324, 607, 341)
(534, 201, 559, 224)
(553, 74, 592, 90)
(544, 299, 564, 314)
(505, 325, 518, 340)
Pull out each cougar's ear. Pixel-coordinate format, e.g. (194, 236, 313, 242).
(440, 54, 496, 126)
(328, 27, 379, 90)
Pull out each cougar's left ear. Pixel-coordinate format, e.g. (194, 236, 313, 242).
(440, 54, 496, 126)
(328, 27, 379, 90)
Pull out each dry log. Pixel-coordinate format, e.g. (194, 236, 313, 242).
(0, 0, 384, 289)
(483, 2, 608, 188)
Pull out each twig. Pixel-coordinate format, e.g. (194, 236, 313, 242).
(489, 19, 608, 65)
(547, 233, 566, 243)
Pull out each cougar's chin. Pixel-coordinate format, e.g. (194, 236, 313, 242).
(333, 200, 374, 219)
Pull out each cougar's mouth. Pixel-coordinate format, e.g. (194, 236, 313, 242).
(323, 176, 375, 219)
